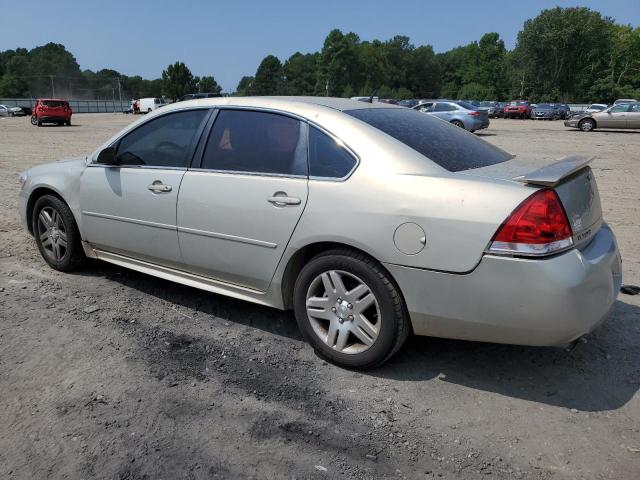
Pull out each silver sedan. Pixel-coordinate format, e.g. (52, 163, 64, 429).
(18, 97, 622, 369)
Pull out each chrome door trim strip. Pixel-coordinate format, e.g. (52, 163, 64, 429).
(82, 211, 176, 231)
(177, 226, 278, 249)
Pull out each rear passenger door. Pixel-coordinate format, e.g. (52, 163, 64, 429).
(432, 102, 457, 121)
(176, 109, 309, 291)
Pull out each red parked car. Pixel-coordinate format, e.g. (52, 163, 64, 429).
(504, 100, 532, 119)
(30, 99, 73, 126)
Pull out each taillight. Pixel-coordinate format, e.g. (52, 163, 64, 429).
(487, 189, 573, 257)
(468, 111, 480, 116)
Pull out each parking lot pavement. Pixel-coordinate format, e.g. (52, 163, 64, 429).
(1, 114, 639, 479)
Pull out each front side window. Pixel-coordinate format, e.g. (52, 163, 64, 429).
(345, 108, 512, 172)
(609, 104, 630, 113)
(309, 126, 357, 179)
(630, 104, 640, 112)
(201, 110, 307, 176)
(115, 109, 208, 167)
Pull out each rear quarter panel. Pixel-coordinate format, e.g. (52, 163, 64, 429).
(289, 168, 533, 273)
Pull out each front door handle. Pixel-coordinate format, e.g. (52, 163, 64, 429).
(267, 192, 301, 207)
(148, 181, 172, 193)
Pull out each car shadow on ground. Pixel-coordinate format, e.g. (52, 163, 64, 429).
(567, 129, 640, 134)
(76, 261, 639, 413)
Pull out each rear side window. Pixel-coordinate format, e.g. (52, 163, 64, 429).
(345, 108, 512, 172)
(309, 126, 357, 179)
(116, 109, 207, 168)
(434, 103, 457, 112)
(201, 110, 307, 176)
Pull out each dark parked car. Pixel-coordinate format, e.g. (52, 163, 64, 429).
(398, 99, 419, 108)
(531, 103, 560, 120)
(553, 104, 571, 119)
(478, 101, 502, 118)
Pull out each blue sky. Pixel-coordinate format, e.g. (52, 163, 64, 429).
(1, 0, 638, 92)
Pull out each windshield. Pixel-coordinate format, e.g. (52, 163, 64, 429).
(536, 104, 552, 109)
(344, 108, 512, 172)
(479, 101, 494, 107)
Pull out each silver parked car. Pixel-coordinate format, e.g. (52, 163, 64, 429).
(564, 102, 640, 131)
(18, 97, 622, 369)
(413, 100, 490, 132)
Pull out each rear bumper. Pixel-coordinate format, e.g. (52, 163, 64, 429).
(386, 224, 622, 347)
(468, 118, 490, 131)
(38, 115, 71, 122)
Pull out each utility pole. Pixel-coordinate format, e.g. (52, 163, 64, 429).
(117, 77, 122, 106)
(49, 75, 55, 97)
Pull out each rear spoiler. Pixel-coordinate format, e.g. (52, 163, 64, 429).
(513, 155, 594, 187)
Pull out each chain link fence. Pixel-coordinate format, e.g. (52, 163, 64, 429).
(0, 98, 131, 113)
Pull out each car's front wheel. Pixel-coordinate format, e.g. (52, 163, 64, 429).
(579, 118, 596, 132)
(293, 249, 410, 369)
(32, 195, 85, 271)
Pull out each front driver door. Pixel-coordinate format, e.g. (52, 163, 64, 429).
(595, 104, 629, 128)
(177, 109, 308, 291)
(80, 109, 209, 267)
(626, 103, 640, 128)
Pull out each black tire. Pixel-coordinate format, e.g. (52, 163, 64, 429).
(451, 120, 464, 128)
(293, 248, 410, 369)
(31, 115, 38, 126)
(37, 119, 42, 127)
(579, 118, 595, 132)
(32, 195, 85, 272)
(66, 119, 71, 126)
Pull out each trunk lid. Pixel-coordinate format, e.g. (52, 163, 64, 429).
(467, 155, 603, 249)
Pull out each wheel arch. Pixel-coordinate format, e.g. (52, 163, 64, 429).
(279, 240, 407, 311)
(579, 117, 597, 129)
(26, 187, 70, 236)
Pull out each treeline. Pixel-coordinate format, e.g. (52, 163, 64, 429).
(0, 43, 222, 100)
(239, 7, 640, 103)
(1, 7, 638, 103)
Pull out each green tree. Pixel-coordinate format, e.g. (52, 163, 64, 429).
(235, 76, 254, 96)
(282, 52, 318, 95)
(317, 29, 361, 96)
(197, 75, 222, 94)
(250, 55, 283, 95)
(161, 61, 197, 99)
(512, 7, 614, 102)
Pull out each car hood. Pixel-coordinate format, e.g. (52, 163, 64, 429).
(567, 112, 592, 120)
(27, 156, 87, 177)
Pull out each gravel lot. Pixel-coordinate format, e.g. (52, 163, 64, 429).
(1, 114, 639, 479)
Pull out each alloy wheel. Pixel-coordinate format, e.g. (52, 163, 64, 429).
(305, 270, 381, 354)
(37, 206, 68, 262)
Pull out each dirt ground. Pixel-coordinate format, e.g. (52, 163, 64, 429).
(0, 114, 639, 480)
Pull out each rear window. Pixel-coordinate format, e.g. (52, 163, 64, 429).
(42, 100, 67, 108)
(344, 108, 512, 172)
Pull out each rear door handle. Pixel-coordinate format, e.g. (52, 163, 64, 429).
(148, 181, 172, 193)
(267, 193, 301, 206)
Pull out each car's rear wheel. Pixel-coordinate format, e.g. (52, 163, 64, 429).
(451, 120, 464, 128)
(66, 119, 71, 126)
(32, 195, 85, 271)
(30, 115, 38, 126)
(293, 249, 410, 369)
(579, 118, 595, 132)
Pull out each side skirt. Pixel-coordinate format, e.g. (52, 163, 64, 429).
(91, 248, 284, 309)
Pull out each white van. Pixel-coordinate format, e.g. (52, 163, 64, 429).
(138, 97, 168, 113)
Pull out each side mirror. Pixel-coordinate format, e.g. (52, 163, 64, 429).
(96, 147, 118, 165)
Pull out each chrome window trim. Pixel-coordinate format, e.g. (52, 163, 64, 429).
(187, 168, 307, 180)
(87, 164, 188, 171)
